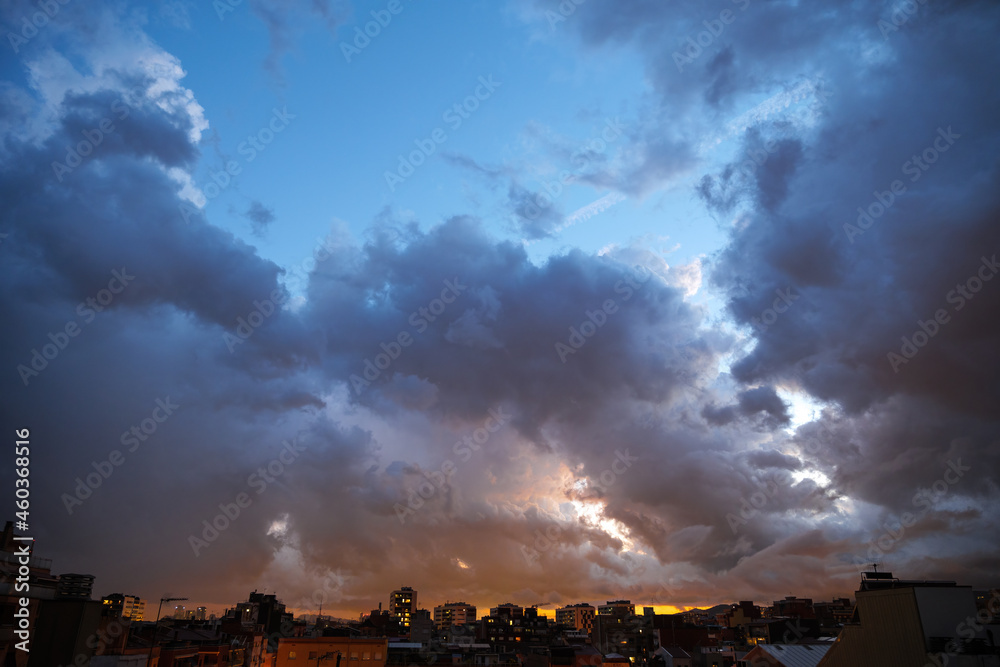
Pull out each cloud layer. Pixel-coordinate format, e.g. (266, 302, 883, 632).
(1, 0, 997, 615)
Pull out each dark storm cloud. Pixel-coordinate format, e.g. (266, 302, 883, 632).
(532, 0, 1000, 592)
(4, 0, 998, 619)
(301, 215, 721, 435)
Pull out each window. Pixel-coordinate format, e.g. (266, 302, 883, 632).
(374, 654, 382, 660)
(363, 653, 370, 660)
(288, 651, 297, 660)
(309, 653, 318, 660)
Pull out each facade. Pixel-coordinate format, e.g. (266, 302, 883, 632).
(56, 572, 95, 599)
(389, 587, 417, 632)
(598, 600, 635, 619)
(490, 603, 524, 620)
(235, 590, 295, 644)
(276, 637, 388, 667)
(556, 603, 596, 633)
(123, 595, 145, 621)
(770, 597, 815, 619)
(592, 612, 656, 664)
(410, 608, 434, 643)
(434, 601, 477, 629)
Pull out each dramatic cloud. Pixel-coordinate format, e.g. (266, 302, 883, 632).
(1, 0, 997, 618)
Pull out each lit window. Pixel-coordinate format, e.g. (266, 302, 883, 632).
(363, 653, 370, 660)
(288, 652, 297, 660)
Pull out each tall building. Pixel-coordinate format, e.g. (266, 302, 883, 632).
(434, 601, 477, 629)
(126, 595, 146, 621)
(598, 599, 635, 618)
(235, 590, 294, 645)
(389, 587, 417, 631)
(556, 603, 596, 633)
(490, 602, 524, 620)
(101, 593, 146, 621)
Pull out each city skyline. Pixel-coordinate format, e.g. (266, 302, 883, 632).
(2, 0, 999, 640)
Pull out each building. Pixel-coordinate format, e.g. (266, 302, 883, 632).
(389, 587, 417, 632)
(124, 595, 145, 621)
(490, 603, 524, 620)
(0, 521, 105, 665)
(234, 590, 295, 646)
(816, 571, 1000, 666)
(549, 644, 604, 667)
(434, 602, 477, 629)
(409, 608, 434, 644)
(56, 572, 95, 599)
(275, 637, 388, 667)
(598, 600, 635, 619)
(724, 601, 762, 629)
(479, 605, 551, 647)
(770, 597, 815, 620)
(811, 599, 852, 632)
(556, 603, 596, 634)
(652, 645, 693, 667)
(592, 611, 656, 663)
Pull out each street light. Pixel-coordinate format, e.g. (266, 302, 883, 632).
(147, 596, 188, 667)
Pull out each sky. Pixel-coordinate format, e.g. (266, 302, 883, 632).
(1, 0, 998, 619)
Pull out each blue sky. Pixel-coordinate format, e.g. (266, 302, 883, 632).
(141, 1, 724, 294)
